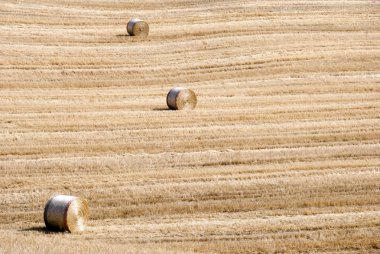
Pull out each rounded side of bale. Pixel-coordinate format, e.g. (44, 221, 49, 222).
(167, 87, 197, 110)
(127, 18, 141, 35)
(166, 87, 184, 110)
(127, 18, 149, 36)
(44, 195, 89, 233)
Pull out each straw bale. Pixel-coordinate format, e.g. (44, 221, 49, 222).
(44, 195, 89, 233)
(127, 18, 149, 36)
(167, 87, 197, 110)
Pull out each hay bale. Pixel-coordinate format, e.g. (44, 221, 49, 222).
(167, 87, 197, 110)
(44, 195, 89, 233)
(127, 18, 149, 36)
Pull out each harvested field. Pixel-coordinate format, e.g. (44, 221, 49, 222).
(0, 0, 379, 253)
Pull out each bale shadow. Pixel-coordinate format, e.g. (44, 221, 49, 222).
(153, 107, 171, 111)
(20, 226, 62, 234)
(116, 34, 131, 37)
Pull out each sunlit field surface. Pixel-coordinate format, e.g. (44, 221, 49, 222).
(0, 0, 379, 253)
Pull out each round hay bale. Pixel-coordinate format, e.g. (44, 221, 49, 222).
(127, 18, 149, 36)
(44, 195, 89, 233)
(166, 87, 197, 110)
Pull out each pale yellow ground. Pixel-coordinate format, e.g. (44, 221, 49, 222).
(0, 0, 379, 253)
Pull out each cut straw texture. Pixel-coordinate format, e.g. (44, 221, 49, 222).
(127, 18, 149, 36)
(44, 195, 89, 233)
(166, 87, 197, 110)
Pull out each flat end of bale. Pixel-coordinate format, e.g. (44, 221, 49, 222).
(66, 198, 89, 233)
